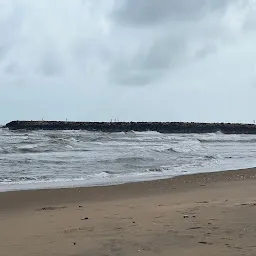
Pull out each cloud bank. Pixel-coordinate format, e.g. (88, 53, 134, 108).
(0, 0, 256, 123)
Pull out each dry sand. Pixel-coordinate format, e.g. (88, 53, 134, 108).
(1, 168, 256, 256)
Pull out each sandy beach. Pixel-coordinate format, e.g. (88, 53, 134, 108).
(1, 168, 256, 256)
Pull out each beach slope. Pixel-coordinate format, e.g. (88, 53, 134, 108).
(1, 168, 256, 256)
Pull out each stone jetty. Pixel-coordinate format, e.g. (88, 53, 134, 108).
(4, 120, 256, 134)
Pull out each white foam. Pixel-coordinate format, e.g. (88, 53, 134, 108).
(1, 129, 256, 191)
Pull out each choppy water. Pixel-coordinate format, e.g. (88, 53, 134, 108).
(0, 127, 256, 191)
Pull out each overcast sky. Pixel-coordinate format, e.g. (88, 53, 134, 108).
(0, 0, 256, 124)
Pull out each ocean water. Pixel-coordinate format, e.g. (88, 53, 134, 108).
(0, 127, 256, 191)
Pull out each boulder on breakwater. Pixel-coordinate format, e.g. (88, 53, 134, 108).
(5, 120, 256, 134)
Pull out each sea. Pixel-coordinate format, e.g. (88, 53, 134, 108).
(1, 127, 256, 192)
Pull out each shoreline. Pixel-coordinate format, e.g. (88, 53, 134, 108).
(1, 167, 256, 210)
(1, 167, 256, 255)
(1, 162, 256, 193)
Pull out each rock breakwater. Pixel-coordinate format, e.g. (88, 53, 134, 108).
(5, 121, 256, 134)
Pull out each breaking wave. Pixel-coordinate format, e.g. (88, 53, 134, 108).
(199, 138, 256, 143)
(1, 128, 256, 191)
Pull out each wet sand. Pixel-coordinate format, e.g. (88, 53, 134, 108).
(1, 168, 256, 256)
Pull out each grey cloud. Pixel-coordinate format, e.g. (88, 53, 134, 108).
(5, 62, 18, 74)
(108, 0, 245, 86)
(242, 14, 256, 30)
(140, 36, 186, 70)
(111, 66, 156, 86)
(70, 38, 96, 71)
(112, 0, 233, 26)
(0, 4, 24, 61)
(37, 50, 63, 77)
(109, 36, 187, 85)
(0, 45, 9, 60)
(194, 44, 217, 59)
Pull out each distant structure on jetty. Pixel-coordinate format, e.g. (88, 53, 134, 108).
(4, 120, 256, 134)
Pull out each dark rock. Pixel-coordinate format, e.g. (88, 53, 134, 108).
(38, 206, 66, 211)
(5, 121, 256, 134)
(198, 241, 212, 245)
(188, 227, 202, 230)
